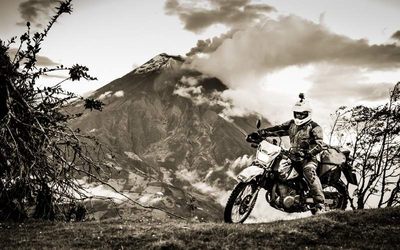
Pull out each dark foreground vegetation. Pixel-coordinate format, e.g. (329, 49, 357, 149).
(0, 0, 107, 222)
(1, 206, 399, 249)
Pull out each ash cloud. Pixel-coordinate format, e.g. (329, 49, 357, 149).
(191, 15, 400, 88)
(17, 0, 58, 27)
(184, 15, 400, 125)
(167, 1, 399, 124)
(186, 29, 237, 56)
(164, 0, 275, 33)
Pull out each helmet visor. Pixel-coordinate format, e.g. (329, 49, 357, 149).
(294, 111, 309, 120)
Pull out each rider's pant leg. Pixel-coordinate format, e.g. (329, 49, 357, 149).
(303, 160, 325, 204)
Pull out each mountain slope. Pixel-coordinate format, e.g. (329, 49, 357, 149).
(69, 53, 268, 220)
(2, 207, 399, 249)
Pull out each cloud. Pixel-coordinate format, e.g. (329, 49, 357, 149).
(7, 48, 59, 66)
(391, 30, 400, 41)
(173, 76, 203, 98)
(308, 64, 393, 103)
(98, 91, 113, 100)
(36, 54, 59, 66)
(164, 0, 275, 33)
(113, 90, 125, 98)
(180, 75, 201, 86)
(209, 63, 396, 132)
(7, 48, 65, 79)
(42, 74, 66, 79)
(307, 64, 395, 125)
(230, 154, 253, 171)
(372, 0, 400, 7)
(216, 80, 300, 123)
(182, 15, 400, 127)
(173, 75, 232, 108)
(173, 85, 203, 98)
(190, 15, 400, 89)
(18, 0, 58, 27)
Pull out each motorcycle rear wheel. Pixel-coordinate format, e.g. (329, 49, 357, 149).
(312, 181, 348, 215)
(224, 181, 258, 223)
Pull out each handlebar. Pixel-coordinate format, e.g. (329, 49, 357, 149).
(245, 132, 263, 144)
(246, 131, 282, 146)
(281, 147, 310, 162)
(246, 131, 309, 162)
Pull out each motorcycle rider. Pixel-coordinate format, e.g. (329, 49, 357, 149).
(258, 94, 326, 214)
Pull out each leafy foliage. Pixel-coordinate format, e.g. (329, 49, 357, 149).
(0, 0, 108, 221)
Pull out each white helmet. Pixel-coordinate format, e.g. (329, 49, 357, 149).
(292, 93, 312, 126)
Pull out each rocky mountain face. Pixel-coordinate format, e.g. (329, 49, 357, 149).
(70, 53, 269, 221)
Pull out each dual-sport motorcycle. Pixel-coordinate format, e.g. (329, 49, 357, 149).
(224, 120, 358, 223)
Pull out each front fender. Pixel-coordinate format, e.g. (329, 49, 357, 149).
(237, 165, 264, 183)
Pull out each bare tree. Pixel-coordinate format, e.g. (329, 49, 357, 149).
(330, 83, 400, 209)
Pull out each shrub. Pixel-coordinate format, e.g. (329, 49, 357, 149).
(0, 0, 107, 221)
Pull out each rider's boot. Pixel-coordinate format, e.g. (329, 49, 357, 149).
(303, 160, 326, 215)
(313, 203, 325, 215)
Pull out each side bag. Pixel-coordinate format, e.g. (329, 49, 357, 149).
(320, 148, 346, 165)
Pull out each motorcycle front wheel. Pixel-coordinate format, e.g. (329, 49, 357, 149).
(224, 181, 259, 223)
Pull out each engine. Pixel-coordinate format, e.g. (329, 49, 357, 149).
(276, 183, 300, 209)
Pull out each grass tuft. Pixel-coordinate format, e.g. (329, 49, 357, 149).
(1, 206, 399, 249)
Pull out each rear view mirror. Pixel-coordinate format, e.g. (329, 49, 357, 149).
(256, 119, 261, 129)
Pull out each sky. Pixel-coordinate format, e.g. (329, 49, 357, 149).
(1, 0, 400, 128)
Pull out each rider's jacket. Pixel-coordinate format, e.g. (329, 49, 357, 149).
(260, 120, 326, 156)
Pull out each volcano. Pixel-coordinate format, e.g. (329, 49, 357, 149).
(70, 53, 269, 221)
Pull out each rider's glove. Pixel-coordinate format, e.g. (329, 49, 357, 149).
(246, 132, 260, 142)
(294, 151, 305, 158)
(258, 129, 274, 137)
(293, 150, 312, 160)
(303, 151, 313, 160)
(307, 145, 321, 158)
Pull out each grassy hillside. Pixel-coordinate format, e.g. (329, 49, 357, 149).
(1, 207, 399, 249)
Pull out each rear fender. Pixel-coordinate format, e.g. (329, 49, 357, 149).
(318, 163, 338, 177)
(342, 163, 358, 185)
(237, 165, 264, 183)
(320, 166, 341, 186)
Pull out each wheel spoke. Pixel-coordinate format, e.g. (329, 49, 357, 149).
(229, 183, 258, 223)
(323, 185, 344, 210)
(232, 205, 242, 222)
(234, 197, 242, 205)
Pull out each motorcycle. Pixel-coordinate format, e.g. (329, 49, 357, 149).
(224, 120, 358, 223)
